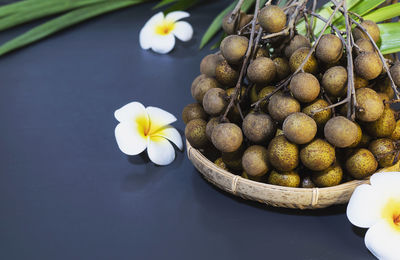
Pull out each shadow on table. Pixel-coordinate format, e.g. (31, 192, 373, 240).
(120, 146, 185, 192)
(191, 167, 346, 217)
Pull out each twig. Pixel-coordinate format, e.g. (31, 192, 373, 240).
(350, 17, 400, 100)
(221, 0, 261, 123)
(228, 0, 245, 23)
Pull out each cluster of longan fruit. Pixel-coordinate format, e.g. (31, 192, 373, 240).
(183, 4, 400, 188)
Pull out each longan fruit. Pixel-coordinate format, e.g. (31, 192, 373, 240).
(268, 170, 300, 187)
(268, 93, 301, 123)
(273, 57, 290, 80)
(284, 35, 311, 58)
(247, 57, 276, 85)
(182, 103, 208, 124)
(354, 52, 382, 80)
(202, 88, 227, 116)
(193, 77, 220, 103)
(345, 148, 378, 179)
(185, 119, 209, 149)
(289, 72, 320, 103)
(353, 20, 380, 43)
(316, 34, 343, 64)
(211, 123, 243, 153)
(200, 53, 224, 77)
(322, 66, 347, 97)
(300, 139, 335, 171)
(289, 47, 318, 74)
(355, 87, 384, 122)
(302, 99, 332, 127)
(259, 5, 286, 33)
(215, 59, 239, 86)
(242, 112, 275, 144)
(267, 135, 299, 171)
(220, 35, 249, 64)
(324, 116, 358, 148)
(283, 112, 317, 144)
(242, 145, 269, 177)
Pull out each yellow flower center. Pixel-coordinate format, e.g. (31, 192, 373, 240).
(155, 20, 175, 35)
(136, 114, 150, 137)
(382, 197, 400, 232)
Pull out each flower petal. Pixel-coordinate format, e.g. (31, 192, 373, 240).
(172, 21, 193, 42)
(153, 126, 183, 150)
(347, 184, 385, 228)
(147, 136, 175, 165)
(371, 172, 400, 195)
(139, 26, 154, 50)
(165, 11, 189, 22)
(149, 33, 176, 54)
(143, 12, 164, 29)
(146, 106, 177, 134)
(365, 219, 400, 260)
(115, 121, 147, 156)
(114, 101, 148, 123)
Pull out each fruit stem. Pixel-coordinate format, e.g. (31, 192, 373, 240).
(349, 17, 400, 100)
(228, 0, 245, 24)
(221, 0, 261, 123)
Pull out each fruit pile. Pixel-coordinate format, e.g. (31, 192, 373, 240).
(183, 1, 400, 188)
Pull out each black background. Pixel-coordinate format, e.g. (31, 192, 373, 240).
(0, 1, 375, 259)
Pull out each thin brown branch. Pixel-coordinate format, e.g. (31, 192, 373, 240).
(221, 0, 261, 122)
(349, 17, 400, 100)
(228, 0, 245, 23)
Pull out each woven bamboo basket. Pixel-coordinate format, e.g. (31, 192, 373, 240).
(186, 140, 400, 209)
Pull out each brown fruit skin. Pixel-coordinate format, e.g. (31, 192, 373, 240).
(202, 88, 227, 116)
(268, 170, 300, 187)
(247, 57, 276, 84)
(316, 34, 343, 64)
(300, 139, 335, 171)
(191, 74, 207, 98)
(369, 138, 396, 168)
(257, 86, 276, 113)
(302, 99, 332, 127)
(289, 72, 320, 103)
(284, 35, 311, 58)
(200, 54, 224, 77)
(289, 47, 318, 74)
(348, 123, 363, 148)
(363, 107, 396, 138)
(390, 62, 400, 87)
(355, 88, 384, 122)
(242, 112, 275, 144)
(353, 20, 380, 43)
(193, 77, 220, 103)
(359, 132, 372, 148)
(220, 35, 249, 65)
(301, 176, 316, 188)
(259, 5, 286, 33)
(273, 57, 290, 80)
(322, 66, 348, 97)
(324, 116, 358, 148)
(242, 171, 267, 182)
(182, 103, 208, 124)
(222, 12, 237, 35)
(222, 145, 245, 171)
(374, 78, 395, 100)
(354, 52, 382, 80)
(312, 162, 343, 187)
(214, 157, 229, 171)
(268, 93, 301, 123)
(185, 119, 209, 149)
(354, 38, 374, 56)
(215, 59, 239, 86)
(390, 120, 400, 140)
(345, 148, 378, 179)
(267, 135, 299, 171)
(283, 112, 317, 144)
(255, 46, 270, 58)
(211, 123, 243, 153)
(242, 145, 269, 177)
(206, 117, 220, 141)
(354, 75, 369, 89)
(249, 85, 260, 104)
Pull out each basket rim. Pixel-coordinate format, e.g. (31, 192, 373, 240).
(186, 138, 371, 192)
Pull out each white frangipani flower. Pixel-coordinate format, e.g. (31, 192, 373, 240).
(139, 11, 193, 54)
(347, 171, 400, 260)
(114, 102, 183, 165)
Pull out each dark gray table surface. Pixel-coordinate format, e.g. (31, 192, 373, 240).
(0, 1, 374, 259)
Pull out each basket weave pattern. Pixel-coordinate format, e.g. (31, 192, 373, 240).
(187, 140, 400, 209)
